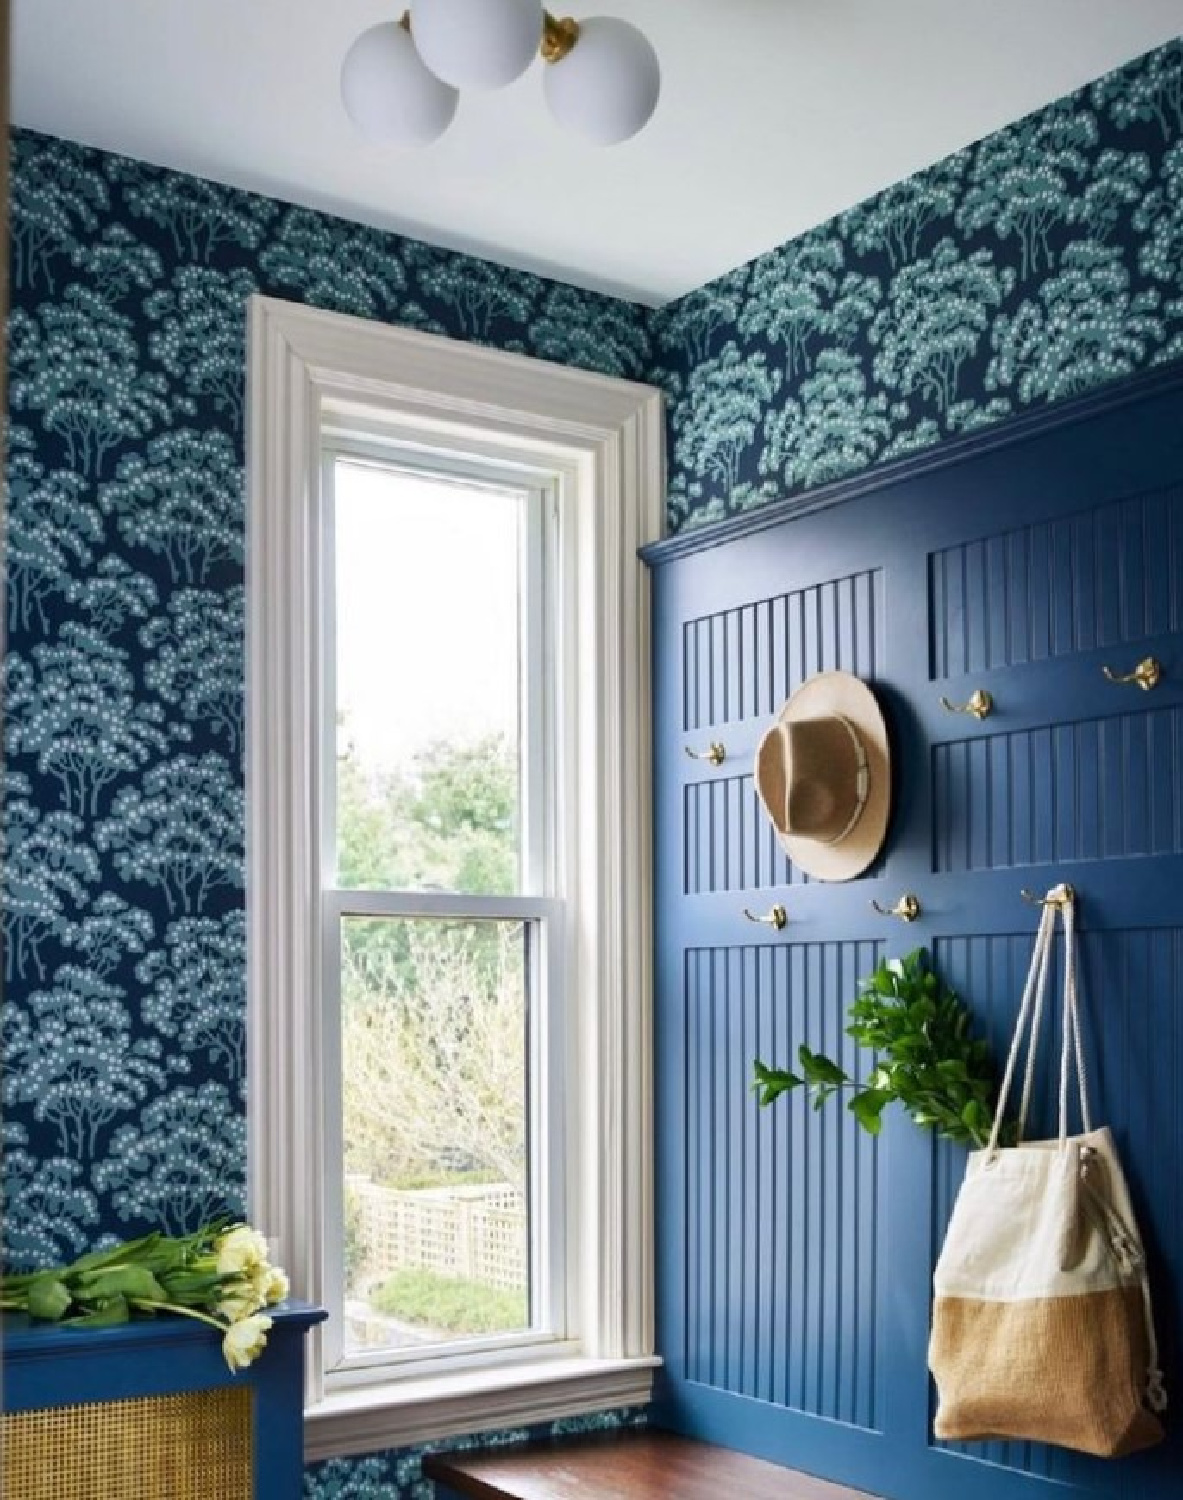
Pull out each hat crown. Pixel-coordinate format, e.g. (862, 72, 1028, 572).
(759, 715, 867, 846)
(752, 670, 891, 884)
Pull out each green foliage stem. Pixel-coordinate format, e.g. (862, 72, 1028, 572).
(752, 949, 1005, 1148)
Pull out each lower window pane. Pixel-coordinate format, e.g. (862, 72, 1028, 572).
(339, 916, 532, 1357)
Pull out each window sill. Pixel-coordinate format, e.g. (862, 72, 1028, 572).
(303, 1353, 662, 1461)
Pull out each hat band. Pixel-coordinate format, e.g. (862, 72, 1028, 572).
(821, 716, 870, 847)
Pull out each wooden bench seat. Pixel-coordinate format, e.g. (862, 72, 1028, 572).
(423, 1430, 881, 1500)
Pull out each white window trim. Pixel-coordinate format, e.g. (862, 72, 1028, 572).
(245, 294, 663, 1459)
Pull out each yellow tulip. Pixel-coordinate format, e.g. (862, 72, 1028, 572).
(222, 1313, 273, 1373)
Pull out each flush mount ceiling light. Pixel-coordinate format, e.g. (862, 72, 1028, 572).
(340, 6, 660, 148)
(340, 21, 459, 145)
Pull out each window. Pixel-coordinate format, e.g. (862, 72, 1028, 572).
(247, 296, 662, 1458)
(322, 449, 563, 1381)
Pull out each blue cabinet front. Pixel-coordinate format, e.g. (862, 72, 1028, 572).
(647, 368, 1183, 1499)
(3, 1301, 326, 1499)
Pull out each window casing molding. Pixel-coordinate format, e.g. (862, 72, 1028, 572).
(246, 295, 663, 1458)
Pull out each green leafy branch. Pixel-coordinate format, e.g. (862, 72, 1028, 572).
(752, 948, 1008, 1148)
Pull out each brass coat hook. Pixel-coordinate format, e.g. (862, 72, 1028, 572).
(1102, 656, 1161, 691)
(939, 689, 993, 719)
(685, 741, 726, 766)
(743, 904, 788, 931)
(1021, 883, 1076, 910)
(871, 893, 921, 922)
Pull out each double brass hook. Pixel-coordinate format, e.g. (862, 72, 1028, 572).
(870, 894, 921, 922)
(1020, 883, 1076, 910)
(1102, 656, 1161, 691)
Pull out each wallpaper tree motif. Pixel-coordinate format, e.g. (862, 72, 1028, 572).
(654, 38, 1183, 528)
(3, 127, 652, 1268)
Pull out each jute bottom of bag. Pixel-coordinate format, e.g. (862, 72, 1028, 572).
(930, 1127, 1164, 1458)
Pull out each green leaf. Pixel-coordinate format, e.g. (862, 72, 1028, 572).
(850, 1089, 892, 1135)
(66, 1296, 130, 1327)
(750, 945, 1011, 1150)
(77, 1266, 166, 1302)
(797, 1045, 849, 1086)
(65, 1235, 160, 1277)
(27, 1276, 72, 1321)
(158, 1270, 222, 1301)
(751, 1059, 802, 1107)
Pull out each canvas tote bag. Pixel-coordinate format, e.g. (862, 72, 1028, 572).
(929, 895, 1167, 1456)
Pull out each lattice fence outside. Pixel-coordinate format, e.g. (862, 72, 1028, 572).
(349, 1177, 527, 1290)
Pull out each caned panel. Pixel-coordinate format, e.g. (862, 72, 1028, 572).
(932, 707, 1183, 873)
(928, 485, 1183, 680)
(684, 941, 883, 1430)
(929, 929, 1183, 1481)
(682, 569, 884, 732)
(2, 1386, 253, 1500)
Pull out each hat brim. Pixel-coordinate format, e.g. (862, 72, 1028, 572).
(774, 672, 891, 882)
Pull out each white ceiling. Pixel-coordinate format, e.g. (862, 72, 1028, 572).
(12, 1, 1183, 306)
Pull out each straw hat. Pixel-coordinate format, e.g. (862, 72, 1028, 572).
(754, 671, 891, 882)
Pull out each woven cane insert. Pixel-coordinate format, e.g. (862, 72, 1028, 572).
(2, 1385, 253, 1500)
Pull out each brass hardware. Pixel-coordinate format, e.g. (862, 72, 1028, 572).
(939, 689, 994, 719)
(684, 741, 725, 767)
(1021, 883, 1076, 910)
(870, 893, 921, 923)
(743, 904, 788, 931)
(541, 12, 580, 62)
(398, 9, 411, 32)
(1102, 655, 1161, 691)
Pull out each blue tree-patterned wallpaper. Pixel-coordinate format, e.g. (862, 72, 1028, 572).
(653, 38, 1183, 529)
(3, 127, 652, 1270)
(3, 126, 652, 1495)
(302, 1408, 646, 1500)
(4, 33, 1183, 1500)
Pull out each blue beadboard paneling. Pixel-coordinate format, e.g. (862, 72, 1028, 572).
(932, 707, 1183, 873)
(681, 569, 884, 732)
(929, 484, 1183, 678)
(683, 940, 883, 1429)
(651, 355, 1183, 1498)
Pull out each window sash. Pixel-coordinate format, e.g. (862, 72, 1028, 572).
(321, 895, 566, 1383)
(318, 441, 569, 1386)
(321, 440, 556, 900)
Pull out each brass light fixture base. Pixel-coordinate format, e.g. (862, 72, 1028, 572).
(541, 12, 580, 63)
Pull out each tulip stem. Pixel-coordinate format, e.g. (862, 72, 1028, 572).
(129, 1298, 227, 1333)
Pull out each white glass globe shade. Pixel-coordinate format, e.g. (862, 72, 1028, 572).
(340, 22, 459, 146)
(410, 0, 543, 91)
(543, 17, 660, 145)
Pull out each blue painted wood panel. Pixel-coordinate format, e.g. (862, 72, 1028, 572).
(683, 940, 882, 1427)
(649, 366, 1183, 1500)
(682, 569, 884, 732)
(929, 485, 1183, 679)
(932, 707, 1183, 872)
(2, 1302, 325, 1499)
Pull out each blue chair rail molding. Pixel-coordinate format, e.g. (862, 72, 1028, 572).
(2, 1299, 326, 1498)
(644, 361, 1183, 1500)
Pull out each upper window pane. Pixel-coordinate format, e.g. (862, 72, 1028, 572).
(333, 457, 526, 895)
